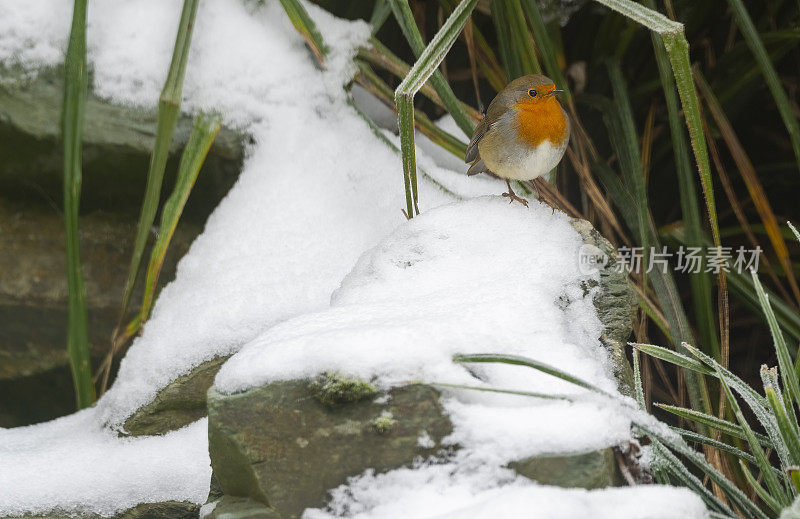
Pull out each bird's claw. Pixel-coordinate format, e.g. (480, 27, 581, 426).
(502, 191, 529, 207)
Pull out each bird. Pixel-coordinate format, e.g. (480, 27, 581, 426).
(465, 74, 570, 207)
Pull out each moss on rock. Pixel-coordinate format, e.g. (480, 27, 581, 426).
(308, 372, 378, 407)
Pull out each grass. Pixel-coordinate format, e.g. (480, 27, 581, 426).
(56, 0, 219, 398)
(54, 0, 800, 509)
(283, 0, 800, 513)
(61, 0, 94, 409)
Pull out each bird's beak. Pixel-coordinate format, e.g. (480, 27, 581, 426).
(545, 89, 565, 98)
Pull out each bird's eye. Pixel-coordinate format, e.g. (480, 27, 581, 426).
(528, 89, 538, 97)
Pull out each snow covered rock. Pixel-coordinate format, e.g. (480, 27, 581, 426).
(122, 356, 229, 436)
(204, 199, 637, 518)
(0, 65, 243, 214)
(207, 379, 452, 518)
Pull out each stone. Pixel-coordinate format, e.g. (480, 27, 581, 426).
(0, 201, 201, 427)
(0, 64, 245, 426)
(202, 497, 282, 519)
(207, 380, 453, 519)
(0, 66, 243, 218)
(570, 218, 637, 396)
(510, 448, 621, 490)
(122, 356, 230, 436)
(204, 218, 637, 516)
(4, 501, 199, 519)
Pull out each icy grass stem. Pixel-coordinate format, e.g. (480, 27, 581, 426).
(100, 113, 221, 391)
(453, 351, 770, 518)
(644, 0, 717, 359)
(105, 0, 200, 390)
(278, 0, 328, 65)
(62, 0, 95, 409)
(393, 0, 478, 217)
(117, 0, 198, 320)
(388, 0, 475, 137)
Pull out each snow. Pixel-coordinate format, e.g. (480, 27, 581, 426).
(0, 0, 705, 517)
(0, 412, 210, 517)
(210, 198, 701, 518)
(304, 456, 707, 519)
(214, 198, 633, 462)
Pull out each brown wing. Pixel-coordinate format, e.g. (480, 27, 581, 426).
(465, 97, 509, 164)
(467, 158, 488, 176)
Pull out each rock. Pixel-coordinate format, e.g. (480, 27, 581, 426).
(0, 66, 243, 219)
(510, 448, 621, 490)
(202, 497, 281, 519)
(0, 201, 201, 427)
(207, 379, 453, 519)
(122, 356, 230, 436)
(204, 218, 636, 516)
(570, 218, 636, 396)
(4, 501, 199, 519)
(0, 63, 246, 426)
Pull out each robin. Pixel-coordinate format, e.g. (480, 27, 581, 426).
(465, 74, 570, 207)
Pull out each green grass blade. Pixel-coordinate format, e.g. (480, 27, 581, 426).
(641, 425, 769, 518)
(358, 38, 481, 121)
(592, 0, 682, 32)
(592, 74, 711, 417)
(607, 59, 649, 289)
(393, 0, 478, 216)
(765, 384, 800, 466)
(725, 0, 800, 175)
(664, 227, 800, 345)
(454, 348, 763, 517)
(789, 222, 800, 244)
(652, 441, 737, 516)
(631, 346, 645, 409)
(61, 0, 95, 409)
(503, 0, 541, 75)
(632, 342, 714, 376)
(490, 0, 518, 81)
(592, 2, 721, 254)
(789, 467, 800, 493)
(397, 94, 417, 217)
(655, 403, 772, 447)
(716, 364, 790, 507)
(389, 0, 475, 136)
(347, 97, 457, 200)
(738, 459, 782, 514)
(118, 0, 199, 326)
(645, 0, 717, 356)
(659, 29, 720, 248)
(453, 353, 617, 398)
(354, 60, 467, 158)
(370, 0, 392, 35)
(682, 343, 770, 408)
(278, 0, 328, 64)
(138, 113, 221, 325)
(673, 426, 759, 467)
(752, 271, 800, 412)
(695, 68, 800, 308)
(430, 382, 574, 401)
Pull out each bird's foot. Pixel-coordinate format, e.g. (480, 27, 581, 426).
(502, 191, 529, 207)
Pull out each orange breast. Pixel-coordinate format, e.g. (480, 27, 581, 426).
(514, 100, 568, 148)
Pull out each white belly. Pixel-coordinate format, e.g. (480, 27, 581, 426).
(494, 139, 568, 180)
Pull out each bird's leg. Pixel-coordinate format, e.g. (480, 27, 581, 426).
(502, 179, 529, 207)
